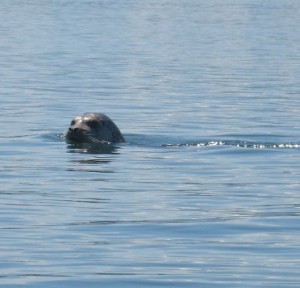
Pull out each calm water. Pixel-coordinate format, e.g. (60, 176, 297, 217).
(1, 0, 300, 287)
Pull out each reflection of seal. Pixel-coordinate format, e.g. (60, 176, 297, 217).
(66, 113, 125, 143)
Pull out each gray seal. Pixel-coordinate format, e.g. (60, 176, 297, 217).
(66, 113, 125, 144)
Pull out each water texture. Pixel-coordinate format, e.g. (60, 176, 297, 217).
(1, 0, 300, 287)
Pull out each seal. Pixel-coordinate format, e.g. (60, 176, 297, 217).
(66, 113, 125, 144)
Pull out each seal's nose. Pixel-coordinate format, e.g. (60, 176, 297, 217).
(69, 127, 79, 132)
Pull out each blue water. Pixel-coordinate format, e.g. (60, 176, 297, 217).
(1, 0, 300, 287)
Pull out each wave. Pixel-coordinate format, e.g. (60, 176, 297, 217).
(162, 140, 300, 149)
(125, 134, 300, 149)
(47, 133, 300, 150)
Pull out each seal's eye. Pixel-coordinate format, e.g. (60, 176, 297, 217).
(70, 120, 75, 126)
(87, 120, 98, 129)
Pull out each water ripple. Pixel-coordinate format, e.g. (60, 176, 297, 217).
(163, 140, 300, 149)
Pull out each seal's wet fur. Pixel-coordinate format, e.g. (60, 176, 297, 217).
(66, 113, 125, 144)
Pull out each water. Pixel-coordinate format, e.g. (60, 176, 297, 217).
(1, 0, 300, 287)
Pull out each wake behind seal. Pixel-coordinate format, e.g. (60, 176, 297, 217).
(66, 112, 125, 144)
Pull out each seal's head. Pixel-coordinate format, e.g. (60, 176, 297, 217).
(66, 113, 125, 144)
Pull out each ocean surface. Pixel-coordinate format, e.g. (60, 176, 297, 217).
(1, 0, 300, 287)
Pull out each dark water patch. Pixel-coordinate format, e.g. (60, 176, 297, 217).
(69, 158, 114, 165)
